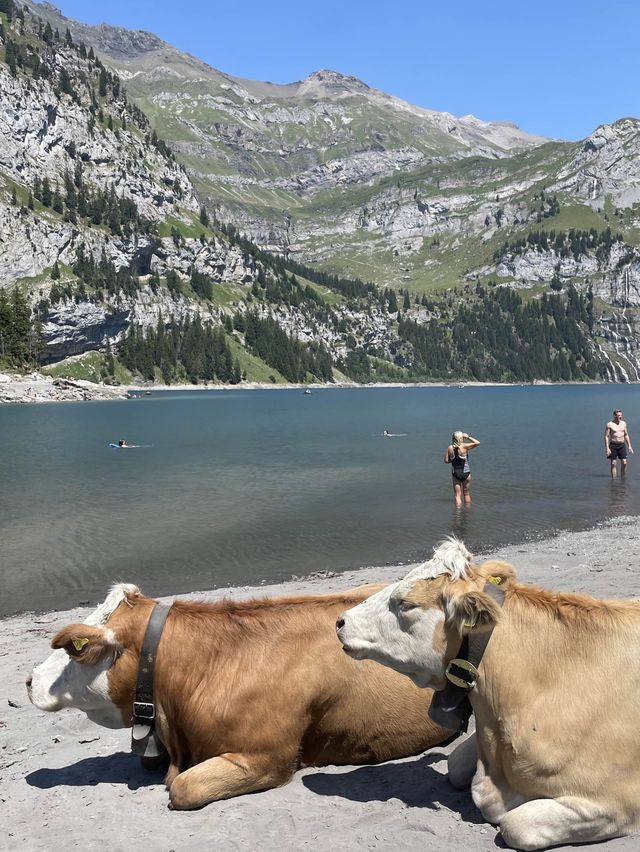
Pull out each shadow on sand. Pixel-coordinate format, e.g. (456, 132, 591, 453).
(25, 751, 166, 792)
(303, 749, 484, 826)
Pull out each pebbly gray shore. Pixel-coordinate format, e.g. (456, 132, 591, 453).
(3, 517, 640, 851)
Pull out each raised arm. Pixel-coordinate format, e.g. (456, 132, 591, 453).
(444, 445, 452, 464)
(462, 433, 480, 450)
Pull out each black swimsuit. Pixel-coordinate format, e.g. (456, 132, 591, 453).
(450, 447, 470, 482)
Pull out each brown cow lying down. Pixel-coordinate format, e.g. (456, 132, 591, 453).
(27, 583, 451, 810)
(337, 538, 640, 850)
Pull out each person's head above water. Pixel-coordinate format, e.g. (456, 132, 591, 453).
(118, 439, 125, 447)
(452, 431, 464, 447)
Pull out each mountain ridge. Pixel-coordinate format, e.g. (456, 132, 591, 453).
(25, 2, 545, 154)
(2, 0, 640, 387)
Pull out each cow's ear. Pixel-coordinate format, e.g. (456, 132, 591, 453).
(443, 590, 501, 635)
(51, 623, 120, 665)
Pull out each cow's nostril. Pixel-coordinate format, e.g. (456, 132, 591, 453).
(336, 617, 345, 631)
(25, 674, 33, 688)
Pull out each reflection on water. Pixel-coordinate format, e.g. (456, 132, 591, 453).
(608, 478, 629, 516)
(450, 504, 472, 542)
(2, 384, 640, 616)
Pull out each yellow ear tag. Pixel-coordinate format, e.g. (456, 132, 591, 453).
(72, 637, 89, 651)
(487, 576, 502, 585)
(463, 618, 477, 629)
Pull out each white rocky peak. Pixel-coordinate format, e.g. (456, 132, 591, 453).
(297, 70, 372, 98)
(555, 118, 640, 207)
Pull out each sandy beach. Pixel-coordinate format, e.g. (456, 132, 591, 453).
(3, 517, 640, 851)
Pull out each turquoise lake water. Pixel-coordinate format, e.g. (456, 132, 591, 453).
(2, 384, 640, 616)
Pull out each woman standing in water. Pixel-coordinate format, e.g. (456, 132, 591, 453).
(444, 431, 480, 507)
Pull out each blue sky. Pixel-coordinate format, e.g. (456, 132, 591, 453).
(44, 0, 638, 141)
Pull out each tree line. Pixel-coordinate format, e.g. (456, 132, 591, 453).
(119, 317, 242, 385)
(398, 284, 603, 383)
(0, 287, 41, 366)
(241, 312, 333, 383)
(494, 227, 624, 264)
(218, 221, 380, 302)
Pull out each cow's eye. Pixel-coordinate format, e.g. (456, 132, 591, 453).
(398, 601, 419, 613)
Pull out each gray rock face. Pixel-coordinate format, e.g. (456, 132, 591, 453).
(0, 66, 196, 224)
(38, 283, 223, 362)
(0, 19, 259, 365)
(0, 204, 75, 280)
(41, 300, 130, 362)
(598, 312, 640, 383)
(495, 242, 640, 307)
(556, 119, 640, 208)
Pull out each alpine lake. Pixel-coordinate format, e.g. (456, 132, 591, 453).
(2, 383, 640, 617)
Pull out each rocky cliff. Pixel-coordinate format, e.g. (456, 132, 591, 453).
(0, 8, 259, 362)
(2, 2, 640, 384)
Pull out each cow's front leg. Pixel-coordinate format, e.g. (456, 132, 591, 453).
(164, 762, 180, 789)
(500, 797, 621, 851)
(168, 752, 295, 809)
(447, 733, 477, 789)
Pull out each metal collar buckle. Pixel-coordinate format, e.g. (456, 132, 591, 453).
(445, 657, 480, 690)
(133, 701, 156, 722)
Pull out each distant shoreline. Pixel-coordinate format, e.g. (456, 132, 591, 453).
(0, 368, 608, 405)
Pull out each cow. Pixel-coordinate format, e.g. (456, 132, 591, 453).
(27, 583, 451, 810)
(336, 538, 640, 850)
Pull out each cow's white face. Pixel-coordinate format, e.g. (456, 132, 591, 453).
(338, 569, 450, 688)
(337, 539, 483, 688)
(27, 584, 140, 729)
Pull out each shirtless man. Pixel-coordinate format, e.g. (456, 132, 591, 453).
(604, 409, 634, 478)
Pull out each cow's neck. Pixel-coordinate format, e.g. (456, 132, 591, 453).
(468, 582, 640, 754)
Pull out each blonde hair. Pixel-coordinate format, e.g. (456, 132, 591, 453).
(452, 431, 464, 447)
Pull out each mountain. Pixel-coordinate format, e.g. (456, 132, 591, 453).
(1, 1, 639, 385)
(22, 3, 547, 260)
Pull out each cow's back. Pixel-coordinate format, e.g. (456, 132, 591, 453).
(154, 588, 450, 769)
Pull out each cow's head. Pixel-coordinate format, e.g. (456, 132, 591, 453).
(336, 539, 510, 689)
(27, 584, 149, 729)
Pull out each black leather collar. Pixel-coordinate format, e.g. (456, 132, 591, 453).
(428, 580, 505, 732)
(131, 602, 172, 760)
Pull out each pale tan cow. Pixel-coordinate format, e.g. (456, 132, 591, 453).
(28, 583, 451, 809)
(337, 538, 640, 850)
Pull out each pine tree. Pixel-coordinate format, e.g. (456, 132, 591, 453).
(5, 38, 17, 76)
(41, 177, 52, 208)
(104, 341, 115, 379)
(0, 0, 15, 23)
